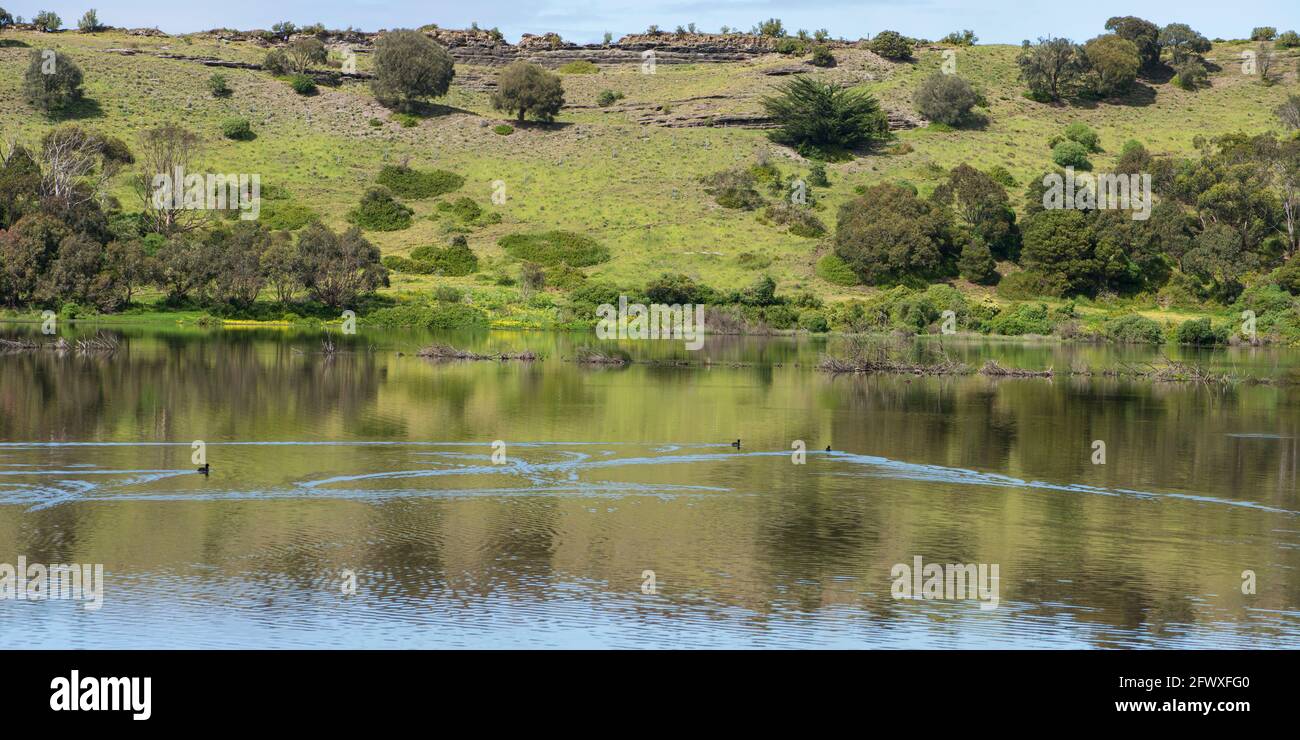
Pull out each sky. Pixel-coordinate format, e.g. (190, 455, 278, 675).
(6, 1, 1300, 45)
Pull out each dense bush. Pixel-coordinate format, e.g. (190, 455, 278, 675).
(815, 253, 859, 286)
(763, 201, 826, 237)
(498, 231, 610, 267)
(409, 237, 479, 276)
(913, 73, 982, 126)
(288, 74, 317, 95)
(989, 303, 1054, 335)
(220, 117, 254, 141)
(1062, 122, 1101, 152)
(957, 238, 999, 284)
(558, 60, 599, 74)
(367, 300, 489, 330)
(596, 90, 624, 107)
(702, 168, 764, 210)
(1105, 313, 1165, 343)
(375, 165, 464, 199)
(1174, 317, 1228, 345)
(207, 73, 232, 97)
(869, 30, 913, 60)
(1083, 34, 1140, 96)
(347, 188, 413, 231)
(809, 45, 836, 67)
(834, 182, 952, 285)
(644, 273, 715, 304)
(1051, 140, 1091, 168)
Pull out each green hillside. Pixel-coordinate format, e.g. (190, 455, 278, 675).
(2, 23, 1299, 340)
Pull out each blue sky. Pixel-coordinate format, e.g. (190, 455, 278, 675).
(8, 1, 1300, 45)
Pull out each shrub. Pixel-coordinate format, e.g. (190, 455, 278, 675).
(259, 200, 318, 231)
(989, 302, 1054, 336)
(288, 73, 317, 95)
(347, 188, 413, 231)
(498, 231, 610, 267)
(1063, 122, 1101, 152)
(367, 301, 489, 330)
(434, 285, 464, 303)
(1278, 31, 1300, 49)
(410, 237, 479, 276)
(808, 162, 830, 187)
(207, 73, 232, 97)
(1251, 27, 1277, 41)
(941, 30, 978, 46)
(1174, 59, 1207, 90)
(913, 72, 982, 126)
(869, 30, 913, 60)
(995, 270, 1054, 299)
(1105, 313, 1164, 343)
(596, 89, 624, 107)
(833, 182, 950, 285)
(371, 29, 455, 112)
(493, 124, 514, 135)
(761, 76, 891, 157)
(77, 9, 102, 33)
(764, 201, 826, 237)
(1174, 317, 1228, 346)
(220, 117, 254, 141)
(263, 49, 291, 75)
(491, 61, 565, 122)
(558, 60, 599, 74)
(376, 165, 463, 199)
(810, 45, 836, 67)
(815, 253, 858, 285)
(1052, 140, 1091, 169)
(702, 168, 764, 210)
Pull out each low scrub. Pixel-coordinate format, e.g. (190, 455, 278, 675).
(498, 231, 610, 267)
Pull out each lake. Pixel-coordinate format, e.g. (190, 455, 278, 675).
(1, 324, 1298, 648)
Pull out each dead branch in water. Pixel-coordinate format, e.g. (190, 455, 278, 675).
(979, 359, 1053, 377)
(572, 346, 629, 365)
(1, 332, 118, 355)
(417, 343, 538, 362)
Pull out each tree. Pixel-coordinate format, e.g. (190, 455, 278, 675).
(1104, 16, 1161, 69)
(1158, 23, 1210, 65)
(260, 234, 301, 303)
(270, 21, 296, 41)
(1020, 208, 1101, 296)
(912, 72, 982, 126)
(23, 49, 84, 115)
(32, 10, 60, 32)
(284, 37, 327, 73)
(0, 9, 14, 29)
(105, 239, 149, 306)
(1018, 37, 1087, 101)
(153, 234, 216, 301)
(208, 222, 270, 306)
(44, 233, 118, 310)
(134, 123, 203, 234)
(869, 30, 912, 60)
(1278, 95, 1300, 131)
(0, 213, 68, 306)
(932, 164, 1020, 259)
(491, 61, 565, 122)
(958, 237, 998, 284)
(756, 18, 785, 38)
(1083, 34, 1140, 96)
(294, 223, 388, 308)
(371, 29, 455, 112)
(0, 144, 42, 230)
(761, 76, 890, 157)
(77, 9, 101, 33)
(833, 183, 953, 285)
(1251, 27, 1277, 41)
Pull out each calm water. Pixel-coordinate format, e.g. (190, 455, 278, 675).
(1, 324, 1298, 648)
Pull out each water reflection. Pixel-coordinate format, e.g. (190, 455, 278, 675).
(0, 324, 1298, 647)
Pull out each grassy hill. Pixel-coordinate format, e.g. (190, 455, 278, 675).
(2, 26, 1298, 334)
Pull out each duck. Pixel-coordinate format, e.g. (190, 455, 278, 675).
(197, 463, 210, 475)
(825, 445, 831, 452)
(730, 439, 741, 449)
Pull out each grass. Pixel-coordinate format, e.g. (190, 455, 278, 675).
(2, 28, 1297, 328)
